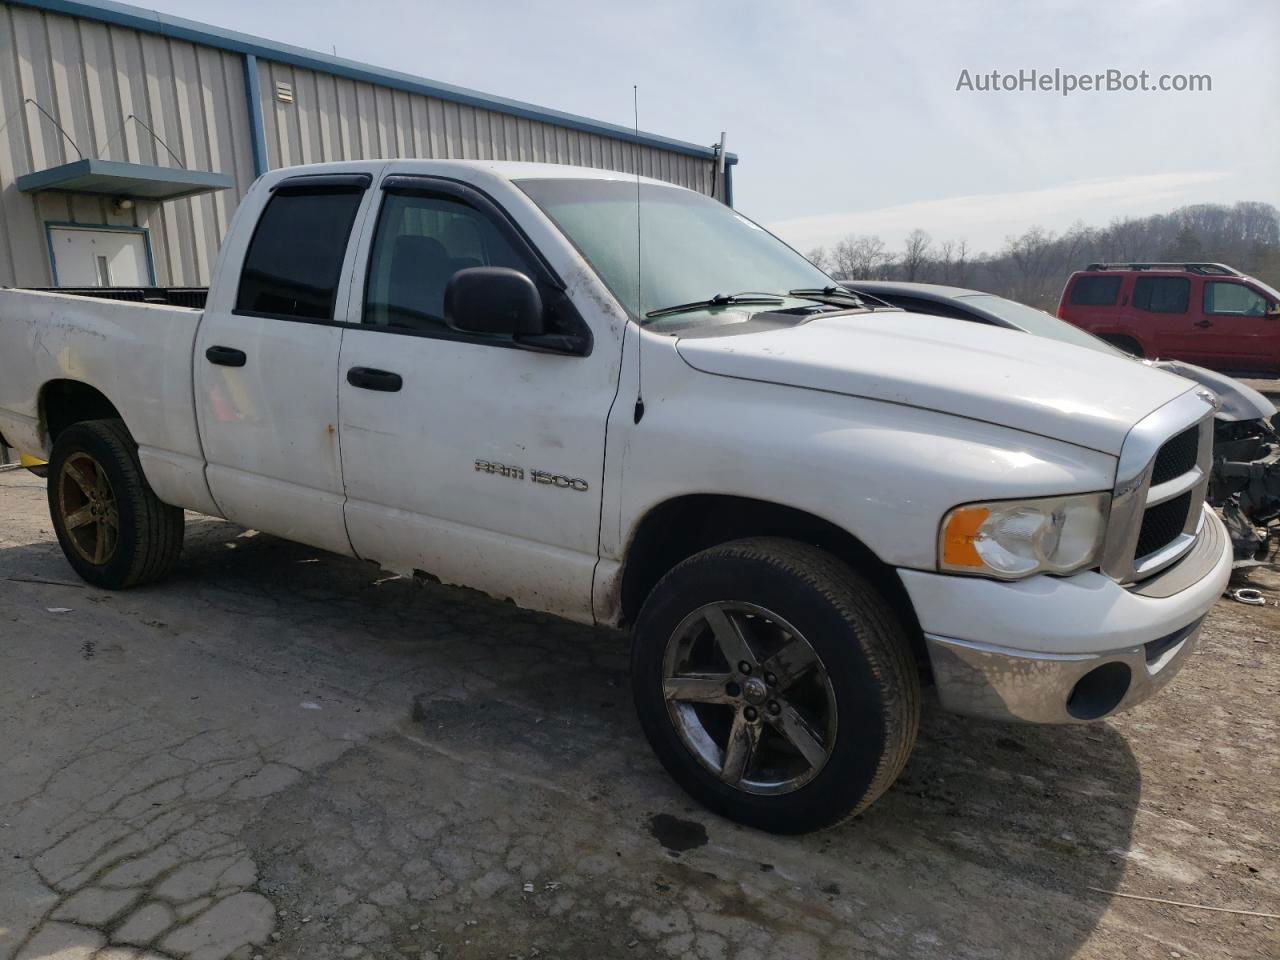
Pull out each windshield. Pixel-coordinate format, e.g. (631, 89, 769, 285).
(516, 178, 834, 323)
(958, 294, 1126, 356)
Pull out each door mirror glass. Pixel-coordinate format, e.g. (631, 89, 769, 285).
(445, 267, 544, 336)
(1267, 302, 1280, 318)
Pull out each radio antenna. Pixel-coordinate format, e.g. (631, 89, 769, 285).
(632, 84, 645, 424)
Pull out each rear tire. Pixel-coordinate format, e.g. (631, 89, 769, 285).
(47, 419, 184, 589)
(632, 537, 920, 833)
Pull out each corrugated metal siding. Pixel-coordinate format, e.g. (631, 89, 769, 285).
(0, 2, 718, 288)
(0, 3, 255, 286)
(258, 60, 717, 194)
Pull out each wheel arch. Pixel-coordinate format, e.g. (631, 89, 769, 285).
(39, 380, 125, 446)
(616, 494, 928, 674)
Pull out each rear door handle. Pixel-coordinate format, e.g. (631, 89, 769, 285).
(347, 367, 403, 392)
(1194, 319, 1212, 328)
(205, 345, 247, 367)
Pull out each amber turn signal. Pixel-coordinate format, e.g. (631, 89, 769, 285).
(941, 505, 989, 568)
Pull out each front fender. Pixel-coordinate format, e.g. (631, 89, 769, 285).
(608, 370, 1118, 574)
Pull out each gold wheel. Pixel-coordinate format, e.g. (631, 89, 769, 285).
(58, 451, 119, 566)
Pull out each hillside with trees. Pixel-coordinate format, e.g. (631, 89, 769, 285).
(804, 201, 1280, 310)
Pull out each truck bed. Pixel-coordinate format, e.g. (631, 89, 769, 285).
(0, 286, 207, 509)
(18, 286, 209, 309)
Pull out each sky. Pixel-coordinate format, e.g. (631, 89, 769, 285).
(148, 0, 1280, 256)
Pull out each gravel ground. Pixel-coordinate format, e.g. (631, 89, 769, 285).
(0, 466, 1277, 960)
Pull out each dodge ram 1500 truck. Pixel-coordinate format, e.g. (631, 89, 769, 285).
(0, 160, 1233, 833)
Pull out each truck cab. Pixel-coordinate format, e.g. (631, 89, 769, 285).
(1057, 262, 1280, 375)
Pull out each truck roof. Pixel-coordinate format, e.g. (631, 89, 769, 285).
(264, 158, 684, 189)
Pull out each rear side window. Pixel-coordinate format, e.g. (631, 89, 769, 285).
(1069, 275, 1121, 306)
(1132, 276, 1189, 313)
(236, 184, 365, 320)
(1203, 282, 1268, 316)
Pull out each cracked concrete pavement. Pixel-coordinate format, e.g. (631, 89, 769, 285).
(1, 467, 1277, 959)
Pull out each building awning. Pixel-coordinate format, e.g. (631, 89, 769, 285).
(15, 159, 233, 201)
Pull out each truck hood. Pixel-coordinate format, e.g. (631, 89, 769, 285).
(675, 311, 1196, 455)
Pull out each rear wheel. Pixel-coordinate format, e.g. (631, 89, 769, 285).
(47, 419, 184, 589)
(632, 537, 920, 833)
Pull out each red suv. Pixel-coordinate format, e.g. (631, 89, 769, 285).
(1058, 263, 1280, 376)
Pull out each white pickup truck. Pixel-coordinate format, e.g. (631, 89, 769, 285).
(0, 160, 1232, 832)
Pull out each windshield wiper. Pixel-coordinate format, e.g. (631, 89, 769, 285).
(644, 292, 784, 320)
(788, 287, 867, 307)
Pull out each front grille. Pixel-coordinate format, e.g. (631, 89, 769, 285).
(1151, 425, 1200, 485)
(1136, 491, 1192, 558)
(1104, 393, 1214, 583)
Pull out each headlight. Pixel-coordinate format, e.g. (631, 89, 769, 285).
(939, 493, 1110, 579)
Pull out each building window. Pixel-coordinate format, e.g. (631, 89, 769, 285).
(1132, 276, 1189, 314)
(235, 187, 365, 320)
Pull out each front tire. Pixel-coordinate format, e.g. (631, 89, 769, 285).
(632, 537, 920, 833)
(47, 419, 184, 589)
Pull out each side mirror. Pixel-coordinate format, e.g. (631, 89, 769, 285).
(444, 267, 544, 337)
(1267, 302, 1280, 318)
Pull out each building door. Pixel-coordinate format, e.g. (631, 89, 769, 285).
(48, 227, 151, 287)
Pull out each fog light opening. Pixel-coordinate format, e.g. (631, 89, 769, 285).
(1066, 662, 1131, 720)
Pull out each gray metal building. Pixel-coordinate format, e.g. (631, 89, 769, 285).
(0, 0, 736, 289)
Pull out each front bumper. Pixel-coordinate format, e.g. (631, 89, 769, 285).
(899, 506, 1232, 724)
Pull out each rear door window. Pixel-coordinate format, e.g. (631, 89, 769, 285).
(1132, 276, 1189, 313)
(236, 181, 367, 321)
(1069, 275, 1121, 306)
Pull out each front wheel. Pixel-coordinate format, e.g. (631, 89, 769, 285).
(47, 419, 184, 589)
(632, 538, 920, 833)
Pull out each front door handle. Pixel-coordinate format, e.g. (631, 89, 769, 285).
(1193, 319, 1212, 329)
(347, 367, 403, 392)
(205, 345, 247, 367)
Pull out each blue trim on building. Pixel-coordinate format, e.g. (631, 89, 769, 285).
(16, 157, 233, 198)
(11, 0, 739, 166)
(44, 220, 156, 286)
(241, 53, 268, 177)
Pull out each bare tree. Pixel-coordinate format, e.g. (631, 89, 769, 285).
(936, 239, 972, 286)
(900, 229, 932, 282)
(830, 234, 893, 279)
(1000, 226, 1059, 307)
(952, 239, 971, 286)
(806, 246, 835, 273)
(1161, 224, 1203, 262)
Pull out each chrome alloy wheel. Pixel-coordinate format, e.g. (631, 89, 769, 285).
(57, 452, 119, 566)
(661, 601, 838, 795)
